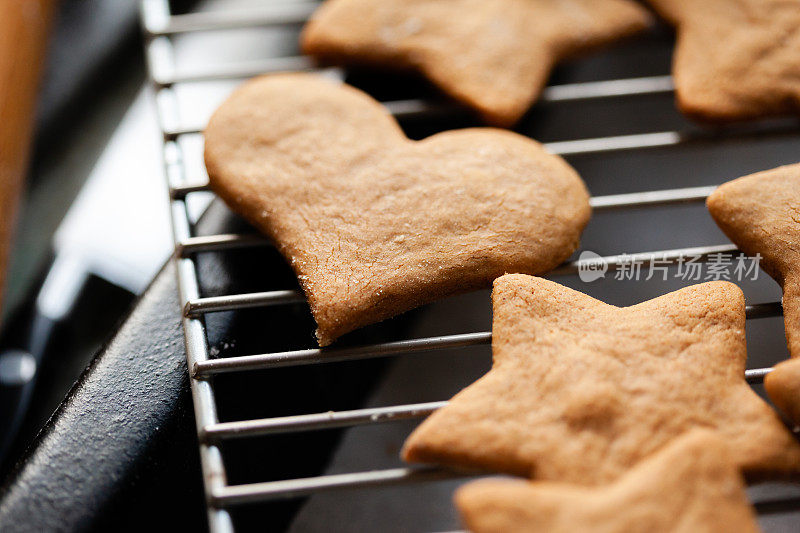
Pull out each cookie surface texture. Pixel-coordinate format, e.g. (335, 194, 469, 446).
(302, 0, 652, 126)
(647, 0, 800, 121)
(402, 275, 800, 483)
(707, 164, 800, 358)
(766, 357, 800, 426)
(455, 429, 762, 533)
(204, 74, 591, 346)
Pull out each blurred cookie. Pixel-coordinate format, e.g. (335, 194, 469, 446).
(648, 0, 800, 122)
(403, 275, 800, 483)
(766, 358, 800, 426)
(456, 429, 761, 533)
(707, 163, 800, 358)
(204, 74, 591, 346)
(302, 0, 652, 126)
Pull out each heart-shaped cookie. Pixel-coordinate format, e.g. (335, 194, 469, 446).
(204, 74, 591, 345)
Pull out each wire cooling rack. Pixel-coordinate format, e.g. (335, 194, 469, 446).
(141, 1, 797, 531)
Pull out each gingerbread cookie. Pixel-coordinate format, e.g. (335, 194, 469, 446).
(302, 0, 652, 126)
(707, 164, 800, 359)
(402, 275, 800, 483)
(204, 74, 591, 346)
(647, 0, 800, 122)
(456, 429, 761, 533)
(766, 358, 800, 426)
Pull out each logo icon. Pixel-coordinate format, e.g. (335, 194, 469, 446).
(577, 250, 608, 283)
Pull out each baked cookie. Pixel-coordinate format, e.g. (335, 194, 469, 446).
(402, 275, 800, 484)
(455, 429, 761, 533)
(204, 74, 591, 346)
(647, 0, 800, 122)
(707, 164, 800, 359)
(301, 0, 652, 126)
(766, 358, 800, 426)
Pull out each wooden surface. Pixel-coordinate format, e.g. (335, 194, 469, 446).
(0, 0, 57, 316)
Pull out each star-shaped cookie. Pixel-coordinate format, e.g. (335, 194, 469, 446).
(455, 429, 761, 533)
(766, 357, 800, 427)
(402, 274, 800, 484)
(204, 74, 591, 346)
(301, 0, 652, 126)
(647, 0, 800, 122)
(707, 163, 800, 359)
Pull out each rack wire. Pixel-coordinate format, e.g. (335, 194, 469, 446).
(140, 1, 797, 531)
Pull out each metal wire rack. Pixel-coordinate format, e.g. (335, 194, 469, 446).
(140, 1, 797, 531)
